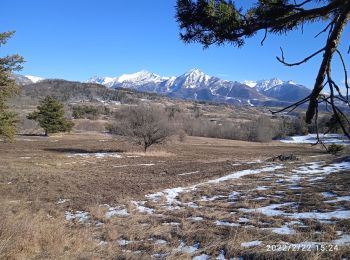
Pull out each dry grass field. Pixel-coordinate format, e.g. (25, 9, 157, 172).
(0, 132, 349, 259)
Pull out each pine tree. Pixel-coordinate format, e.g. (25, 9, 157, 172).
(176, 0, 350, 140)
(0, 31, 24, 141)
(27, 96, 74, 136)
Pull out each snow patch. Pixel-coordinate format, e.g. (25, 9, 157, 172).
(65, 211, 89, 223)
(241, 240, 262, 248)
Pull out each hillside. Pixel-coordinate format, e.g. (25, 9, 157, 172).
(17, 79, 165, 104)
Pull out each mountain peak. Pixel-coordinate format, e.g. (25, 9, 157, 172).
(24, 75, 44, 83)
(174, 68, 211, 89)
(116, 70, 161, 84)
(185, 68, 206, 76)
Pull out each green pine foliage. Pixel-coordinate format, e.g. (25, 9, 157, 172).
(0, 31, 24, 142)
(27, 96, 74, 136)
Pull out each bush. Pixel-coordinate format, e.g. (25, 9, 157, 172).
(108, 104, 173, 152)
(178, 130, 187, 142)
(327, 144, 345, 155)
(71, 105, 111, 120)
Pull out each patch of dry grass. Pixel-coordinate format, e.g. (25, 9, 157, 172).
(0, 203, 98, 259)
(0, 133, 349, 259)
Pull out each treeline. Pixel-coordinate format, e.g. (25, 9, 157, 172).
(72, 105, 112, 120)
(161, 105, 347, 143)
(107, 103, 348, 144)
(180, 112, 347, 142)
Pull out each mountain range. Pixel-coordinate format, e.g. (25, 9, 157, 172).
(14, 69, 312, 106)
(86, 69, 311, 105)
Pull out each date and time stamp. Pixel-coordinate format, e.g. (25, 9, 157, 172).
(266, 244, 339, 252)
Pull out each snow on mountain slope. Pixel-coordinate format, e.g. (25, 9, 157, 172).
(87, 70, 171, 89)
(117, 70, 164, 84)
(172, 69, 211, 89)
(242, 80, 257, 88)
(87, 76, 116, 87)
(251, 78, 284, 92)
(87, 70, 310, 105)
(25, 75, 44, 83)
(12, 74, 45, 85)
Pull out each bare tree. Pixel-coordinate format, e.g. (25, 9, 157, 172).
(109, 104, 172, 152)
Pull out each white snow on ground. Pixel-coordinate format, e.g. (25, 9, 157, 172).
(289, 210, 350, 220)
(57, 198, 69, 204)
(105, 205, 129, 217)
(146, 165, 283, 209)
(184, 202, 200, 208)
(241, 203, 350, 220)
(321, 192, 337, 198)
(241, 240, 262, 248)
(240, 203, 294, 217)
(189, 217, 204, 221)
(193, 254, 210, 260)
(245, 160, 262, 164)
(256, 186, 269, 191)
(176, 242, 200, 254)
(178, 171, 200, 176)
(163, 222, 180, 226)
(333, 234, 350, 245)
(152, 239, 167, 245)
(65, 211, 89, 223)
(147, 187, 195, 209)
(152, 253, 170, 258)
(131, 201, 154, 214)
(238, 217, 250, 223)
(292, 161, 350, 181)
(199, 195, 226, 201)
(206, 165, 284, 184)
(228, 191, 240, 200)
(64, 157, 350, 256)
(270, 225, 296, 235)
(113, 163, 155, 168)
(280, 134, 350, 145)
(214, 220, 240, 227)
(117, 239, 133, 246)
(67, 153, 122, 158)
(325, 196, 350, 203)
(216, 251, 227, 260)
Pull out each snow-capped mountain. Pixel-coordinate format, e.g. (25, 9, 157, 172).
(86, 76, 116, 87)
(87, 70, 171, 90)
(171, 69, 211, 89)
(12, 74, 45, 85)
(262, 82, 311, 102)
(88, 69, 268, 105)
(242, 78, 311, 102)
(11, 70, 312, 106)
(243, 78, 284, 92)
(25, 75, 44, 83)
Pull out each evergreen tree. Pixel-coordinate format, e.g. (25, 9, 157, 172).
(0, 31, 24, 141)
(27, 96, 74, 136)
(176, 0, 350, 139)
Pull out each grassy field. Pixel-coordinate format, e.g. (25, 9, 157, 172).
(0, 132, 349, 259)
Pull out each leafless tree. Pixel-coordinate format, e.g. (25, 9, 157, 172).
(109, 104, 172, 152)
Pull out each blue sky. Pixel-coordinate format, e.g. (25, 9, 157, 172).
(1, 0, 349, 88)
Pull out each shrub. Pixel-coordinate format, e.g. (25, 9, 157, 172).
(108, 104, 173, 152)
(327, 144, 345, 155)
